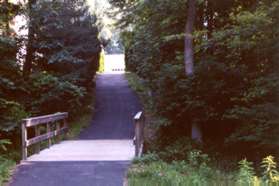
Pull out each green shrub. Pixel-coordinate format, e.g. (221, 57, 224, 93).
(133, 152, 160, 164)
(128, 161, 188, 186)
(0, 156, 15, 186)
(26, 72, 86, 117)
(128, 150, 214, 186)
(0, 99, 28, 133)
(0, 139, 11, 151)
(237, 159, 255, 185)
(0, 139, 16, 186)
(158, 137, 194, 161)
(261, 156, 279, 183)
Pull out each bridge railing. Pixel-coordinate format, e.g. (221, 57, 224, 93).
(21, 112, 68, 160)
(134, 111, 145, 157)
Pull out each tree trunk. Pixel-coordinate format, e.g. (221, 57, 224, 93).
(191, 122, 202, 142)
(206, 0, 214, 39)
(185, 0, 196, 76)
(184, 0, 202, 142)
(4, 0, 10, 36)
(23, 0, 36, 78)
(206, 0, 214, 55)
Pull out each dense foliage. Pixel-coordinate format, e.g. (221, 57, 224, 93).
(0, 0, 101, 152)
(113, 0, 279, 159)
(0, 139, 15, 185)
(0, 1, 26, 134)
(30, 0, 100, 85)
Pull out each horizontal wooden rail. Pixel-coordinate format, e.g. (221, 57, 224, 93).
(134, 111, 145, 157)
(23, 113, 68, 127)
(26, 127, 67, 146)
(22, 112, 68, 160)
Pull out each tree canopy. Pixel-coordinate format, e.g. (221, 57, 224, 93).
(113, 0, 279, 158)
(0, 0, 101, 137)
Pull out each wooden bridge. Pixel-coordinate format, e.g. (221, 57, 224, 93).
(21, 112, 145, 162)
(10, 74, 144, 186)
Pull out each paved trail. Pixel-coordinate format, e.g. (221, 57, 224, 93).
(79, 74, 140, 139)
(10, 74, 141, 186)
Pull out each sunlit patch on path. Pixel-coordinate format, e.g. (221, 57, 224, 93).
(27, 140, 135, 162)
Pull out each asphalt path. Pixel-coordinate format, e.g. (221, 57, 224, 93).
(10, 74, 141, 186)
(79, 74, 141, 139)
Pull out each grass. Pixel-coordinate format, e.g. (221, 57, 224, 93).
(128, 153, 279, 186)
(128, 163, 233, 186)
(128, 156, 218, 186)
(66, 84, 96, 139)
(0, 140, 17, 186)
(0, 157, 15, 186)
(66, 113, 92, 139)
(66, 87, 95, 139)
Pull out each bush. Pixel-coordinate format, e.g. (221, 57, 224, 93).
(237, 159, 255, 185)
(128, 150, 215, 186)
(26, 72, 86, 117)
(0, 99, 28, 133)
(0, 139, 16, 186)
(133, 153, 160, 164)
(158, 137, 196, 162)
(0, 156, 15, 186)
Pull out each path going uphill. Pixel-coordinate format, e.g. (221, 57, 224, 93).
(79, 74, 141, 140)
(10, 74, 142, 186)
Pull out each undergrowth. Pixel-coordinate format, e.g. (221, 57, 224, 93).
(0, 139, 16, 186)
(126, 72, 279, 186)
(66, 113, 92, 139)
(129, 152, 279, 186)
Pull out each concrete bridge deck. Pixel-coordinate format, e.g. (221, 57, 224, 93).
(27, 140, 135, 162)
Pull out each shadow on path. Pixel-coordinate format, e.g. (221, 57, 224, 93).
(11, 161, 130, 186)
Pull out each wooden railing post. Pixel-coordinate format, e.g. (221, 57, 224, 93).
(63, 118, 68, 138)
(47, 123, 51, 148)
(21, 112, 68, 160)
(135, 119, 140, 157)
(35, 126, 40, 154)
(140, 114, 145, 150)
(134, 111, 145, 157)
(21, 121, 27, 160)
(56, 121, 61, 143)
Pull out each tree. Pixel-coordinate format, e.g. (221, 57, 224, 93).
(184, 0, 202, 142)
(0, 0, 20, 36)
(0, 1, 27, 133)
(23, 0, 101, 86)
(113, 0, 279, 158)
(3, 0, 9, 36)
(23, 0, 36, 78)
(184, 0, 195, 76)
(0, 0, 101, 134)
